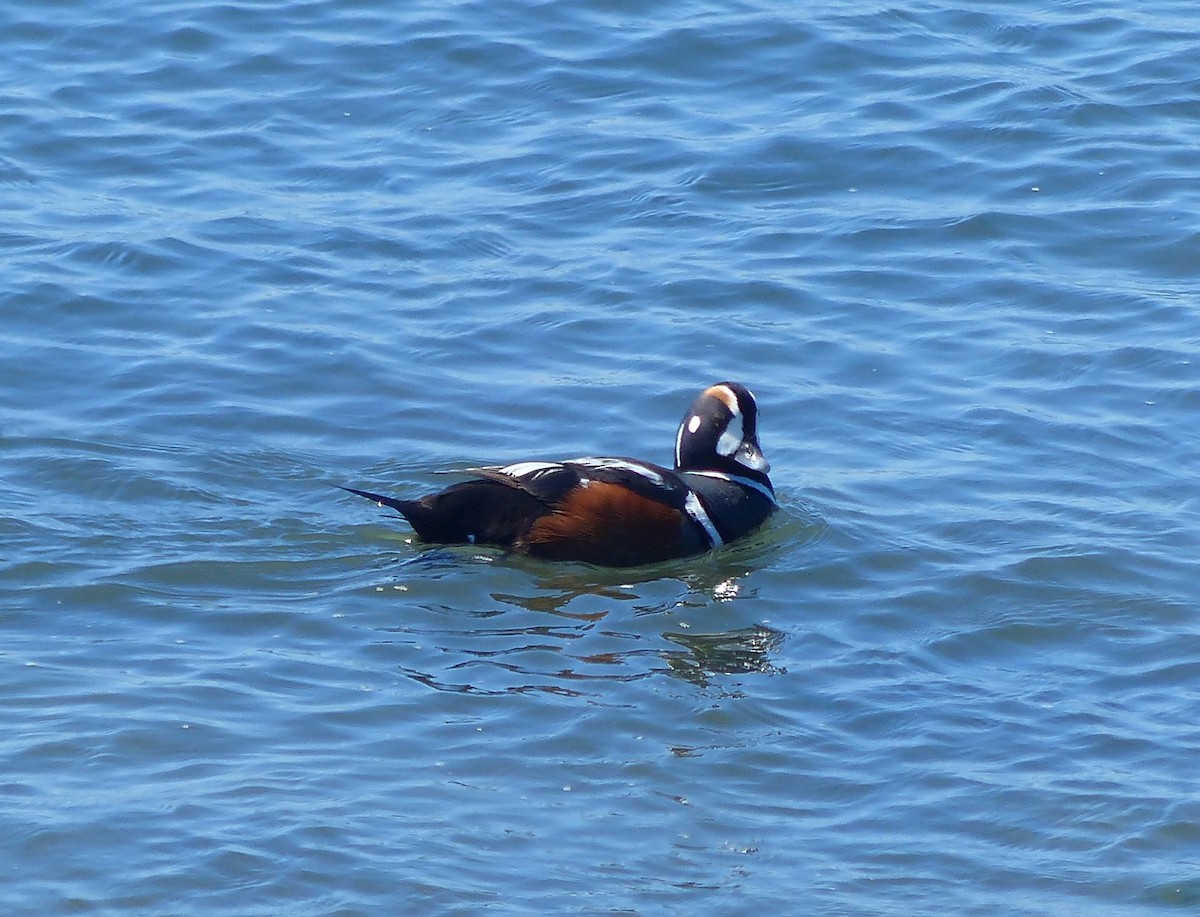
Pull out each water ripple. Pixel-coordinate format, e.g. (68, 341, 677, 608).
(3, 0, 1200, 912)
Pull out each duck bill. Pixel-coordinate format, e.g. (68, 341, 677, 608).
(735, 441, 770, 473)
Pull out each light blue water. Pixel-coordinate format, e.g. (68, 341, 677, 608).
(3, 1, 1199, 913)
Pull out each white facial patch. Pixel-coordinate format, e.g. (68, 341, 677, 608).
(715, 411, 745, 457)
(687, 414, 702, 433)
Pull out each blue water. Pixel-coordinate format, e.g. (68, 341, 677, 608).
(4, 0, 1200, 913)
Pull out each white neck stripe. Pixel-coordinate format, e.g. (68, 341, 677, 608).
(687, 470, 777, 504)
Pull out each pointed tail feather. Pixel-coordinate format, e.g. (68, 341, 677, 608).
(340, 486, 415, 517)
(342, 480, 544, 546)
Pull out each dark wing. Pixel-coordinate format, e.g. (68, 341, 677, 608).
(471, 457, 690, 512)
(466, 461, 584, 506)
(561, 457, 690, 510)
(342, 458, 693, 554)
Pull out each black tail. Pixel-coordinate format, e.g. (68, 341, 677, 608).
(342, 480, 545, 547)
(340, 486, 417, 517)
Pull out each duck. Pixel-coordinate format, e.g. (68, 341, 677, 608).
(344, 382, 775, 567)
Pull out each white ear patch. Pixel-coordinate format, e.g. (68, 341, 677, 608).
(687, 414, 702, 433)
(716, 429, 740, 456)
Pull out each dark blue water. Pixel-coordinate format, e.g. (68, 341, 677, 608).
(4, 1, 1199, 913)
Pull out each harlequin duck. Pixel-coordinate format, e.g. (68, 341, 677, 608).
(344, 382, 776, 567)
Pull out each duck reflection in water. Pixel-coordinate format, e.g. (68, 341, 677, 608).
(383, 556, 786, 695)
(659, 625, 785, 687)
(494, 569, 786, 685)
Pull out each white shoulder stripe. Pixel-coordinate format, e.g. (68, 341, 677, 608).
(684, 491, 723, 548)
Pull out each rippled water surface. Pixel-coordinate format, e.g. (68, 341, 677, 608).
(4, 0, 1200, 913)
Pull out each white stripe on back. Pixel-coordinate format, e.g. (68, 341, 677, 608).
(571, 457, 666, 486)
(498, 461, 562, 479)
